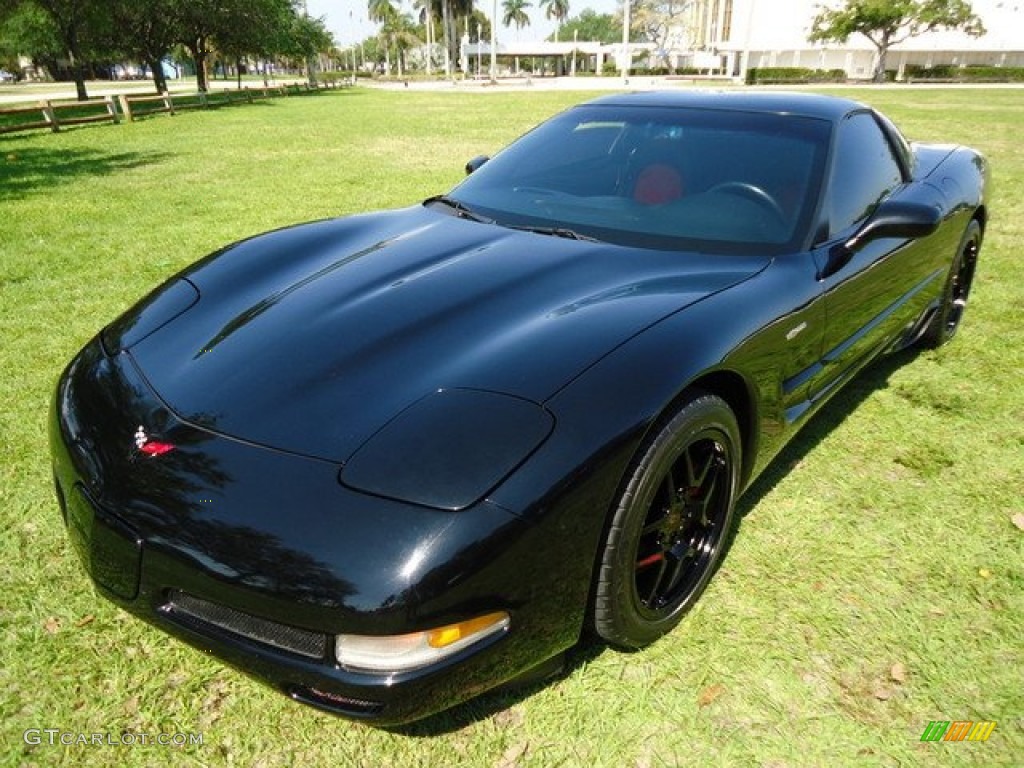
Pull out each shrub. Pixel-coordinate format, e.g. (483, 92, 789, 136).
(745, 67, 845, 85)
(903, 65, 1024, 82)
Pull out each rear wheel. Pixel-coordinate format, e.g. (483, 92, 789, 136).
(593, 393, 741, 649)
(920, 219, 981, 348)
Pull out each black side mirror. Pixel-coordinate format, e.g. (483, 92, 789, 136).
(465, 155, 489, 175)
(821, 199, 942, 279)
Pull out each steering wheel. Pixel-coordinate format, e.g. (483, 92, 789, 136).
(707, 182, 786, 223)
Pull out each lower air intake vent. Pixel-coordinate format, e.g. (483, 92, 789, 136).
(291, 686, 384, 717)
(164, 590, 327, 660)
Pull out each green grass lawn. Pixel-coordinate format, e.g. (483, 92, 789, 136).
(1, 86, 1021, 767)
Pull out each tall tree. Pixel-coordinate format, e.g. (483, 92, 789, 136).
(1, 3, 58, 76)
(215, 0, 295, 86)
(466, 8, 491, 41)
(0, 0, 19, 24)
(440, 0, 454, 76)
(809, 0, 985, 82)
(374, 0, 470, 76)
(367, 0, 397, 25)
(501, 0, 531, 33)
(175, 0, 220, 91)
(283, 13, 334, 84)
(31, 0, 112, 100)
(413, 0, 437, 74)
(554, 9, 620, 44)
(108, 0, 178, 93)
(444, 0, 475, 77)
(367, 0, 397, 73)
(540, 0, 568, 40)
(380, 11, 421, 77)
(502, 0, 530, 73)
(173, 0, 300, 92)
(630, 0, 691, 70)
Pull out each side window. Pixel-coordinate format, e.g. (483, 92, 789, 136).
(827, 112, 904, 237)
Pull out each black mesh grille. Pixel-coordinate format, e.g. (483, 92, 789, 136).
(291, 686, 384, 716)
(164, 590, 328, 660)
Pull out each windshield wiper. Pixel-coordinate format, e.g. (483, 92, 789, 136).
(423, 195, 494, 224)
(509, 225, 599, 242)
(424, 197, 597, 241)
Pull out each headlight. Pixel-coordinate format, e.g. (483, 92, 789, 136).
(335, 611, 510, 673)
(340, 388, 553, 510)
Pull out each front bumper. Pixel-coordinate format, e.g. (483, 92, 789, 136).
(49, 337, 587, 725)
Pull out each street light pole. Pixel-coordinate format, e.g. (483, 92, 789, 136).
(621, 0, 631, 83)
(490, 0, 498, 83)
(572, 28, 577, 77)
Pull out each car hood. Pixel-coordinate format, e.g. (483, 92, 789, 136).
(123, 205, 768, 462)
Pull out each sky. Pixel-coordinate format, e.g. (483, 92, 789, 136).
(307, 0, 1021, 50)
(305, 0, 618, 46)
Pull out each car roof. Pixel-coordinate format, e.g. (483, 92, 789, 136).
(582, 90, 867, 121)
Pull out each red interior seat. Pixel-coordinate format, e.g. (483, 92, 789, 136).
(633, 163, 684, 205)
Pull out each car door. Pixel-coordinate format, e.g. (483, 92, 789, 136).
(809, 110, 935, 403)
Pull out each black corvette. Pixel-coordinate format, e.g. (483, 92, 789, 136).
(50, 91, 987, 725)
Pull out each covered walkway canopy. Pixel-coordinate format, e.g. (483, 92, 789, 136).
(460, 40, 652, 76)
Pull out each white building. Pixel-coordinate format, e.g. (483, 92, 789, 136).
(689, 0, 1024, 79)
(462, 0, 1023, 80)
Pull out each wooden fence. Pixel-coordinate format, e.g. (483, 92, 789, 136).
(0, 96, 119, 134)
(116, 85, 295, 121)
(0, 80, 352, 135)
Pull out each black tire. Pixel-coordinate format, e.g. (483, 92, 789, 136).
(919, 219, 981, 348)
(593, 392, 741, 649)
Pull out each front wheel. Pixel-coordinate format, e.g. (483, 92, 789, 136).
(919, 219, 981, 348)
(592, 393, 741, 649)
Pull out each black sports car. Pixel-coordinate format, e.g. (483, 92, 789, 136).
(50, 91, 987, 725)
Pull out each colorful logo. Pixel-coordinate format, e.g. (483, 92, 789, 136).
(920, 721, 996, 742)
(133, 425, 175, 458)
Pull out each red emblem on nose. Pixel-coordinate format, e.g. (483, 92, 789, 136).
(134, 425, 175, 457)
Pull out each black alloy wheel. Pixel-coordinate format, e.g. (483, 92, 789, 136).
(593, 392, 741, 649)
(921, 219, 981, 348)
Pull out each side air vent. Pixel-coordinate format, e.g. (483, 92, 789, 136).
(290, 686, 384, 717)
(163, 590, 328, 660)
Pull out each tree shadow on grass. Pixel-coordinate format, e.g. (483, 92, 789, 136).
(388, 347, 923, 736)
(0, 146, 172, 202)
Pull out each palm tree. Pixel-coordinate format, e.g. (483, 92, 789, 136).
(413, 0, 437, 74)
(445, 0, 476, 77)
(367, 0, 398, 74)
(382, 12, 422, 77)
(367, 0, 397, 24)
(406, 0, 477, 77)
(501, 0, 531, 34)
(540, 0, 568, 40)
(502, 0, 531, 73)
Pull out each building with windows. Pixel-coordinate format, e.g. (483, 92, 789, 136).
(461, 0, 1022, 80)
(684, 0, 1023, 79)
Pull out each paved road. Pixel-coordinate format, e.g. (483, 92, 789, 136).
(4, 75, 1021, 105)
(0, 75, 721, 107)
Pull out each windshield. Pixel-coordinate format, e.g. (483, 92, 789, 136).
(449, 104, 831, 255)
